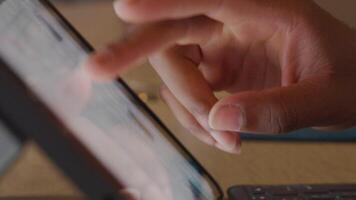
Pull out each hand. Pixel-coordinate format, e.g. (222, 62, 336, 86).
(87, 0, 356, 153)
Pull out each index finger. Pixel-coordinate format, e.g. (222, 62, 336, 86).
(86, 17, 221, 80)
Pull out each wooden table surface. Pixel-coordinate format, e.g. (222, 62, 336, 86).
(1, 1, 356, 198)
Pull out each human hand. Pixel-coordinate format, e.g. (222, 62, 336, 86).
(87, 0, 356, 153)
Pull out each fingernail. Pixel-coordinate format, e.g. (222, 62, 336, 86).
(209, 105, 243, 132)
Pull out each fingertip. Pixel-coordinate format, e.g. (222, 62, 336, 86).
(84, 53, 118, 82)
(84, 55, 107, 80)
(211, 131, 241, 154)
(215, 137, 242, 154)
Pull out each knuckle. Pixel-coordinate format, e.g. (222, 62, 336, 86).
(264, 105, 282, 134)
(267, 100, 299, 134)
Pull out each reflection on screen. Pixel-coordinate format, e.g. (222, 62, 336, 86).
(0, 0, 219, 199)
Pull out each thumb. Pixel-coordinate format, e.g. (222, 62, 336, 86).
(209, 79, 339, 134)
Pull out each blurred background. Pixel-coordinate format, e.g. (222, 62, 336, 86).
(0, 0, 356, 199)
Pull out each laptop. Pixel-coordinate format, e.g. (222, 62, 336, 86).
(0, 1, 355, 200)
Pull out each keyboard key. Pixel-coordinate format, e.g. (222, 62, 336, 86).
(252, 194, 268, 200)
(302, 186, 328, 193)
(248, 186, 266, 195)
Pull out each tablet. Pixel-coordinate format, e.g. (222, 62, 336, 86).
(0, 0, 222, 199)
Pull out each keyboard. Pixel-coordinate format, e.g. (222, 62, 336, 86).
(228, 184, 356, 200)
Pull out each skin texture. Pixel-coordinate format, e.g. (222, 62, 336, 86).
(87, 0, 356, 154)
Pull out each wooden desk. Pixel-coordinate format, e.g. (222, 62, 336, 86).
(1, 1, 356, 198)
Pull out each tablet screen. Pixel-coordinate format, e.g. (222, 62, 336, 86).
(0, 0, 221, 199)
